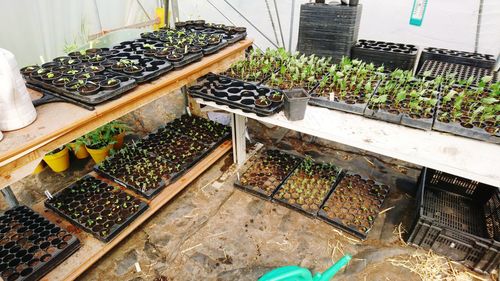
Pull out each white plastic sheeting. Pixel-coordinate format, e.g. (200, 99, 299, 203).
(177, 0, 499, 58)
(0, 0, 498, 66)
(0, 0, 157, 66)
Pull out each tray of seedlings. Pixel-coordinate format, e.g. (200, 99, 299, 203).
(188, 73, 285, 117)
(178, 21, 247, 44)
(0, 205, 80, 281)
(417, 47, 496, 71)
(351, 39, 418, 71)
(21, 50, 138, 105)
(109, 42, 173, 83)
(142, 26, 228, 56)
(95, 115, 231, 198)
(45, 175, 148, 243)
(364, 70, 440, 130)
(119, 37, 203, 69)
(222, 48, 290, 84)
(433, 76, 499, 144)
(161, 114, 232, 148)
(318, 173, 390, 240)
(266, 53, 332, 95)
(272, 157, 343, 217)
(309, 57, 385, 115)
(234, 149, 303, 200)
(417, 60, 498, 86)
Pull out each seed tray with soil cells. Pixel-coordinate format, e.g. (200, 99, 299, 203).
(309, 57, 384, 115)
(161, 114, 231, 147)
(364, 70, 440, 130)
(45, 175, 148, 243)
(178, 21, 247, 44)
(418, 47, 496, 70)
(266, 53, 332, 96)
(351, 39, 418, 71)
(417, 60, 498, 86)
(21, 56, 137, 105)
(108, 44, 173, 83)
(141, 27, 228, 56)
(0, 205, 80, 281)
(221, 48, 289, 84)
(188, 73, 284, 117)
(234, 149, 303, 200)
(117, 38, 203, 69)
(433, 78, 499, 144)
(318, 173, 390, 240)
(95, 115, 230, 198)
(272, 158, 342, 217)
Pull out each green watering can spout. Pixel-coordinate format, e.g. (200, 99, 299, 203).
(258, 255, 352, 281)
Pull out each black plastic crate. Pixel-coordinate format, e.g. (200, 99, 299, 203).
(417, 47, 497, 71)
(406, 168, 500, 274)
(0, 205, 80, 281)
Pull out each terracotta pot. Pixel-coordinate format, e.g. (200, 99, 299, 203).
(113, 132, 126, 150)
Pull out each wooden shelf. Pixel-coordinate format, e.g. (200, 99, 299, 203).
(195, 98, 500, 187)
(33, 140, 231, 281)
(0, 39, 252, 189)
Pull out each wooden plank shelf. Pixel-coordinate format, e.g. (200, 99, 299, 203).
(194, 98, 500, 187)
(32, 140, 232, 281)
(0, 39, 252, 189)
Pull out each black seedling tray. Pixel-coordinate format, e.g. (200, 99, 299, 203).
(109, 43, 173, 83)
(418, 47, 496, 71)
(188, 73, 284, 117)
(418, 60, 498, 86)
(318, 173, 390, 240)
(45, 175, 148, 243)
(0, 205, 80, 281)
(22, 63, 137, 105)
(272, 162, 343, 218)
(308, 80, 380, 115)
(234, 149, 303, 200)
(118, 38, 203, 69)
(433, 112, 500, 144)
(406, 168, 500, 274)
(184, 26, 247, 44)
(95, 115, 231, 198)
(351, 40, 418, 71)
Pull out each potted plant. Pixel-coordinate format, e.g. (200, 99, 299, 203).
(68, 136, 90, 159)
(255, 96, 272, 108)
(84, 126, 116, 163)
(107, 121, 130, 149)
(43, 146, 70, 172)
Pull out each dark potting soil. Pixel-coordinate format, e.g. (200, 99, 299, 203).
(95, 115, 231, 199)
(273, 160, 342, 217)
(234, 149, 302, 200)
(44, 175, 148, 243)
(318, 173, 390, 240)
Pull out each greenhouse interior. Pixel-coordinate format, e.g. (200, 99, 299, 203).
(0, 0, 499, 280)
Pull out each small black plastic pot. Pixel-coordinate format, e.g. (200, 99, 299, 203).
(100, 78, 120, 90)
(284, 89, 310, 121)
(255, 97, 272, 108)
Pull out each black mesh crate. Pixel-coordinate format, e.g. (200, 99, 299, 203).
(406, 167, 500, 274)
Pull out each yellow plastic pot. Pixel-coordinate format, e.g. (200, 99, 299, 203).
(86, 143, 113, 163)
(69, 142, 90, 159)
(33, 161, 46, 174)
(113, 132, 126, 150)
(43, 147, 70, 172)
